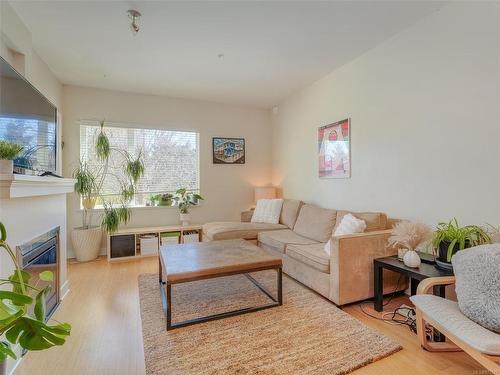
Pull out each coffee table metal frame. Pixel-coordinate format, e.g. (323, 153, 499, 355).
(159, 260, 282, 330)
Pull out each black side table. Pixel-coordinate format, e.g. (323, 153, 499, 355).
(373, 255, 453, 342)
(374, 255, 453, 312)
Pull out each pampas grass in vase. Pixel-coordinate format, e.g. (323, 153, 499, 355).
(388, 221, 432, 265)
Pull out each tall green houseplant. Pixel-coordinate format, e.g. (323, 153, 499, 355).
(432, 218, 490, 269)
(71, 121, 145, 262)
(0, 222, 71, 372)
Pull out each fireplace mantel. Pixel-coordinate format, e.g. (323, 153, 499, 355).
(0, 173, 75, 199)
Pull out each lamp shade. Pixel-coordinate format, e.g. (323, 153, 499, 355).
(254, 186, 277, 203)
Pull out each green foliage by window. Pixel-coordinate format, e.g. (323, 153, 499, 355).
(73, 121, 145, 232)
(0, 141, 23, 160)
(0, 222, 71, 364)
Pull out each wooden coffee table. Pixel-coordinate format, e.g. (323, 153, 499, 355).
(159, 239, 283, 330)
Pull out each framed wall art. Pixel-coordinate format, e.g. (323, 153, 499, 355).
(318, 118, 350, 178)
(212, 137, 245, 164)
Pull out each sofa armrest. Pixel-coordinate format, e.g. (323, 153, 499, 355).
(329, 229, 402, 305)
(416, 276, 456, 295)
(241, 209, 254, 222)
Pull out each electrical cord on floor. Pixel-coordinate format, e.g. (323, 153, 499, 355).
(358, 275, 431, 336)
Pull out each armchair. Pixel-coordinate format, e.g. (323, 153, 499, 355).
(411, 277, 500, 373)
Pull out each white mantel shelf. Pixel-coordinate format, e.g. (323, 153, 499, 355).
(0, 174, 75, 199)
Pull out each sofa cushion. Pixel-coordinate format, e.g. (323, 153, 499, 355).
(279, 199, 303, 229)
(202, 222, 287, 241)
(292, 204, 337, 242)
(287, 243, 330, 273)
(335, 211, 387, 232)
(258, 229, 318, 253)
(452, 244, 500, 334)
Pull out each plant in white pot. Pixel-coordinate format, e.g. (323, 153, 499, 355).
(0, 141, 23, 174)
(388, 221, 432, 268)
(173, 188, 203, 226)
(72, 121, 144, 262)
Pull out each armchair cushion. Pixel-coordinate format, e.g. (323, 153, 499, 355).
(452, 244, 500, 333)
(293, 204, 336, 242)
(410, 294, 500, 355)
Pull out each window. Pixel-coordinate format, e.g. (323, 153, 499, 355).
(80, 121, 199, 207)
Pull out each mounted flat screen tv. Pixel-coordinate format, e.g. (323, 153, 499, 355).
(0, 56, 57, 174)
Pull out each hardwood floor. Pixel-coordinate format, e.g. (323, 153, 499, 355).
(16, 257, 481, 375)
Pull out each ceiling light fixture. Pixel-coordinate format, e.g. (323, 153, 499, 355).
(127, 9, 142, 35)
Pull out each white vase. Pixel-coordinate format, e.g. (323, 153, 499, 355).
(0, 160, 13, 174)
(71, 227, 102, 262)
(180, 213, 191, 226)
(403, 249, 421, 268)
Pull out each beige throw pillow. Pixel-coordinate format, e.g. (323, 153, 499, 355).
(251, 199, 284, 224)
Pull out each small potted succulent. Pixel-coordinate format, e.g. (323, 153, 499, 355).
(173, 188, 203, 226)
(0, 140, 23, 174)
(0, 222, 71, 374)
(432, 218, 491, 270)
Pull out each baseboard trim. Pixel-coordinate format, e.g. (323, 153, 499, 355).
(60, 279, 70, 300)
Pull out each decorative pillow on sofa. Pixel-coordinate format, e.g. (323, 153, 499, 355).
(323, 214, 367, 255)
(452, 244, 500, 333)
(251, 199, 284, 224)
(333, 213, 366, 236)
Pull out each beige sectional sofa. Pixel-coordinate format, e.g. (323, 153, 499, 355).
(202, 199, 402, 306)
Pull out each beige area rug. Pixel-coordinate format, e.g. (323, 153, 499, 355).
(138, 271, 401, 374)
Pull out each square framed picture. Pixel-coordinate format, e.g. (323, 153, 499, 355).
(318, 118, 350, 178)
(212, 137, 245, 164)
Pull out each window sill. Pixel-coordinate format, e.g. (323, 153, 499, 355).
(76, 204, 202, 212)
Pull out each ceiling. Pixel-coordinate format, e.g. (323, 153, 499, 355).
(11, 1, 444, 109)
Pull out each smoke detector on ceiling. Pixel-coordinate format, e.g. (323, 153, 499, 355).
(127, 9, 142, 35)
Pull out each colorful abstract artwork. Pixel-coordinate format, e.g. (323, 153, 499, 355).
(318, 118, 350, 178)
(212, 137, 245, 164)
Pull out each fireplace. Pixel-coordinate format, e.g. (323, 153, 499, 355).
(16, 227, 60, 318)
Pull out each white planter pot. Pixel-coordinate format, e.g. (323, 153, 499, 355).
(71, 227, 102, 262)
(180, 213, 191, 226)
(0, 160, 13, 174)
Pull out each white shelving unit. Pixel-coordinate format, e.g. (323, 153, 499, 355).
(106, 224, 203, 262)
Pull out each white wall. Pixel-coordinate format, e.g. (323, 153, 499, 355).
(0, 2, 67, 374)
(63, 85, 272, 258)
(272, 2, 500, 226)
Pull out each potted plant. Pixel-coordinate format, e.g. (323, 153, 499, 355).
(0, 141, 23, 174)
(432, 218, 491, 270)
(388, 221, 432, 268)
(149, 193, 174, 207)
(0, 222, 71, 374)
(72, 121, 144, 262)
(173, 188, 203, 226)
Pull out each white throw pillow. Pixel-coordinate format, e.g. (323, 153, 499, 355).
(334, 213, 366, 236)
(251, 199, 284, 224)
(324, 214, 366, 255)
